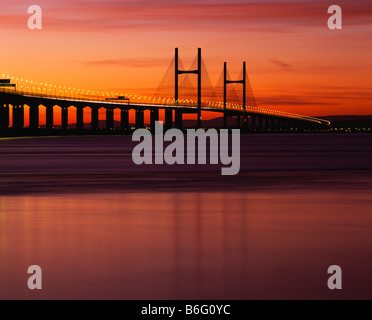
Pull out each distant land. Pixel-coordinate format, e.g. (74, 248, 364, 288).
(322, 115, 372, 128)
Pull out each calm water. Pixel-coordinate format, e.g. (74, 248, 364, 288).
(1, 134, 372, 299)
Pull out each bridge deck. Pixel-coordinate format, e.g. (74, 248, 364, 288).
(0, 90, 330, 125)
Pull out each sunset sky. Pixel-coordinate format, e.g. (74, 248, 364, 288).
(1, 0, 371, 116)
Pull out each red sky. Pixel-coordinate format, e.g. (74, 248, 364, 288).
(1, 0, 371, 116)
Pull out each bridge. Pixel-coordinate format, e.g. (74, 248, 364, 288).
(0, 48, 330, 136)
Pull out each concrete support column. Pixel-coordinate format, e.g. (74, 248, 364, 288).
(261, 117, 265, 132)
(236, 115, 241, 129)
(91, 108, 99, 130)
(258, 116, 263, 132)
(165, 109, 173, 131)
(77, 108, 84, 130)
(19, 105, 24, 129)
(0, 104, 9, 130)
(46, 106, 53, 130)
(251, 116, 256, 132)
(242, 115, 248, 131)
(294, 121, 298, 131)
(29, 105, 39, 129)
(271, 118, 276, 132)
(106, 108, 114, 130)
(175, 110, 182, 130)
(13, 105, 24, 129)
(282, 119, 288, 132)
(150, 109, 159, 131)
(285, 120, 289, 131)
(121, 109, 129, 131)
(135, 109, 144, 129)
(13, 105, 19, 129)
(277, 119, 282, 132)
(61, 106, 68, 130)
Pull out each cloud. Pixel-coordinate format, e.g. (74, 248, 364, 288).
(269, 59, 292, 70)
(84, 58, 169, 68)
(256, 95, 341, 107)
(2, 0, 372, 32)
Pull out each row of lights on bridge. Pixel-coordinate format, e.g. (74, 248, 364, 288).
(1, 73, 325, 124)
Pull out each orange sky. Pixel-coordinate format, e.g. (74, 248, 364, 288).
(1, 0, 371, 116)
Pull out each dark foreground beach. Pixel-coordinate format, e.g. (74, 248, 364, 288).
(1, 134, 372, 299)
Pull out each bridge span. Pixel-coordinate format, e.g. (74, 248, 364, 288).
(0, 89, 330, 136)
(0, 48, 330, 136)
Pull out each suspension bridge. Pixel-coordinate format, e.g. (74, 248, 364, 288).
(0, 48, 330, 136)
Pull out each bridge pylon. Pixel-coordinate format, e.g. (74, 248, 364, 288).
(224, 61, 247, 129)
(175, 47, 202, 129)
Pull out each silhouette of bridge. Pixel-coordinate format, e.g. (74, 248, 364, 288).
(0, 48, 329, 136)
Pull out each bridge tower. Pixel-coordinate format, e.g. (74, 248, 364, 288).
(175, 47, 202, 129)
(224, 61, 247, 129)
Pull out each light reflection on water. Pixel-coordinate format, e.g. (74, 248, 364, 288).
(1, 190, 372, 300)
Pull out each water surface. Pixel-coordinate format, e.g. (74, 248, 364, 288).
(1, 134, 372, 299)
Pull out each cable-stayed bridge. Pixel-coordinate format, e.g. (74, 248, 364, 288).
(0, 48, 330, 136)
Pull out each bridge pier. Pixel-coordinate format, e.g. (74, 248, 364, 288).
(106, 108, 114, 130)
(280, 119, 285, 131)
(258, 116, 263, 132)
(91, 108, 98, 130)
(286, 119, 291, 131)
(13, 105, 24, 129)
(46, 106, 53, 130)
(276, 118, 281, 131)
(263, 117, 268, 132)
(278, 119, 282, 132)
(77, 107, 84, 130)
(251, 115, 256, 132)
(135, 109, 144, 129)
(121, 109, 129, 131)
(62, 106, 68, 130)
(236, 115, 241, 129)
(260, 117, 265, 132)
(175, 110, 182, 130)
(280, 119, 287, 132)
(295, 121, 300, 132)
(276, 118, 281, 132)
(165, 109, 173, 131)
(264, 117, 269, 132)
(150, 109, 159, 131)
(274, 118, 278, 132)
(0, 104, 10, 130)
(242, 115, 248, 131)
(29, 105, 39, 129)
(283, 119, 288, 131)
(267, 118, 272, 133)
(271, 118, 277, 133)
(294, 121, 298, 131)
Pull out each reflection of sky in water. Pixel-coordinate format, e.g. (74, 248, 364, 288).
(1, 190, 372, 300)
